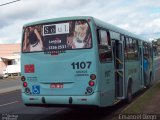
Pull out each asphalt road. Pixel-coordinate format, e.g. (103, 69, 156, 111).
(0, 90, 67, 120)
(0, 90, 129, 120)
(0, 78, 20, 89)
(0, 77, 156, 120)
(0, 78, 21, 94)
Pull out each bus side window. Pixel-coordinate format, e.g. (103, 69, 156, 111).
(98, 30, 112, 62)
(143, 42, 149, 58)
(125, 37, 129, 60)
(133, 39, 138, 60)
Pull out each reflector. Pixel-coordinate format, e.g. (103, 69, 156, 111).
(24, 64, 35, 73)
(86, 87, 93, 93)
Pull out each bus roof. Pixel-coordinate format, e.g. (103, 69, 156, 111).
(92, 17, 149, 42)
(23, 16, 92, 27)
(23, 16, 150, 43)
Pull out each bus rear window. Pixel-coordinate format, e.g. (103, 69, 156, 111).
(22, 20, 92, 53)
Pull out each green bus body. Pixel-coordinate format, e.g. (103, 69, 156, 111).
(21, 16, 153, 107)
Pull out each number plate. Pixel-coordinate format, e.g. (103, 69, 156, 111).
(50, 83, 63, 88)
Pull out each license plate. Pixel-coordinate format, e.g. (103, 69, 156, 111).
(50, 83, 63, 88)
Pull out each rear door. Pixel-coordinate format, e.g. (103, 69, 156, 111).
(97, 29, 115, 105)
(111, 34, 125, 100)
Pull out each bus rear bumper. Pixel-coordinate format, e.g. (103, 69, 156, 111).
(22, 92, 100, 107)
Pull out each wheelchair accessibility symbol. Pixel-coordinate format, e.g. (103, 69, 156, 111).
(32, 85, 40, 94)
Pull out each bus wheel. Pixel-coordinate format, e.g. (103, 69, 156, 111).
(147, 73, 153, 88)
(126, 83, 132, 104)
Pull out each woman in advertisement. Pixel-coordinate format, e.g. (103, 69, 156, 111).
(67, 21, 91, 49)
(23, 26, 44, 52)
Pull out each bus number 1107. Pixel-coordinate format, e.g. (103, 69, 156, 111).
(71, 61, 92, 69)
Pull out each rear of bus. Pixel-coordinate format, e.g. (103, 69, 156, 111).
(21, 17, 100, 107)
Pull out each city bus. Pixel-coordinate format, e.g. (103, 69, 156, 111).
(21, 16, 153, 107)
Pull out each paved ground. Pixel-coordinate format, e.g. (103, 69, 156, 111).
(0, 78, 21, 94)
(0, 78, 131, 120)
(0, 90, 67, 120)
(0, 90, 129, 120)
(0, 78, 160, 120)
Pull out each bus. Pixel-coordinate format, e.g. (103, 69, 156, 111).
(21, 16, 153, 107)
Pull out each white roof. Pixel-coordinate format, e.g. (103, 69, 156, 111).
(1, 55, 20, 60)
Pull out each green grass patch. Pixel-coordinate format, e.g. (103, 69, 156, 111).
(122, 82, 160, 114)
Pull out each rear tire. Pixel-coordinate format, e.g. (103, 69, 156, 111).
(147, 73, 153, 88)
(126, 83, 132, 104)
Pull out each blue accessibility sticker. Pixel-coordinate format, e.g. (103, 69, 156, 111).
(32, 85, 40, 94)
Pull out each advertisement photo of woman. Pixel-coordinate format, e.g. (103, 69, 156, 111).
(67, 21, 91, 49)
(23, 26, 44, 52)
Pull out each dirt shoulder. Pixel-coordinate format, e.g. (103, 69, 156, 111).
(111, 81, 160, 120)
(142, 89, 160, 114)
(121, 81, 160, 114)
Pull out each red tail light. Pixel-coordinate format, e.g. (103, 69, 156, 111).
(21, 76, 26, 81)
(23, 82, 28, 87)
(24, 64, 35, 73)
(90, 74, 96, 80)
(89, 81, 95, 87)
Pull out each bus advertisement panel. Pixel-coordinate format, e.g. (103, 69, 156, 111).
(22, 20, 92, 53)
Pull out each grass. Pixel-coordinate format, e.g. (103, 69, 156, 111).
(122, 81, 160, 114)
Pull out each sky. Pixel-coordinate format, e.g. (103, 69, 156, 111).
(0, 0, 160, 44)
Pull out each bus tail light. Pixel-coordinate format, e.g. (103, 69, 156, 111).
(21, 76, 26, 81)
(24, 64, 35, 73)
(23, 82, 28, 87)
(90, 74, 96, 80)
(89, 81, 95, 87)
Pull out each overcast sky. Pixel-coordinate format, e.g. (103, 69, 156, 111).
(0, 0, 160, 44)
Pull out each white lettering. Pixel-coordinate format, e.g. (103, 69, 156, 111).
(50, 27, 56, 33)
(119, 114, 157, 120)
(49, 39, 62, 44)
(44, 27, 49, 34)
(142, 114, 157, 120)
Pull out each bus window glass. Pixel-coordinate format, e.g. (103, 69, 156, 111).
(143, 42, 150, 58)
(98, 30, 112, 62)
(125, 37, 137, 60)
(22, 20, 92, 53)
(125, 37, 129, 60)
(128, 38, 133, 60)
(133, 39, 138, 59)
